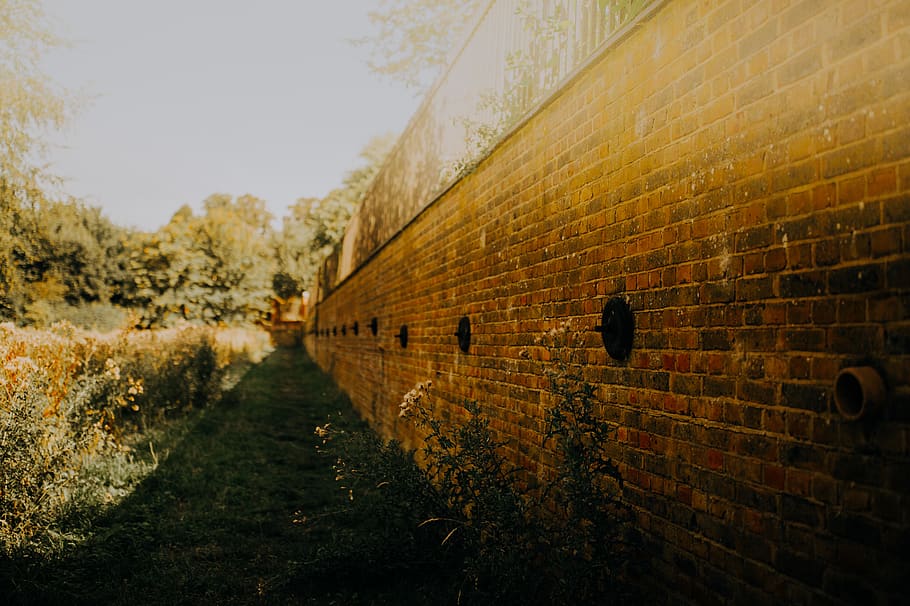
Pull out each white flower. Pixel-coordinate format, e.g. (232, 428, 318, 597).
(104, 358, 121, 380)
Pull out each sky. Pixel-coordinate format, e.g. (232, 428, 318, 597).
(41, 1, 422, 232)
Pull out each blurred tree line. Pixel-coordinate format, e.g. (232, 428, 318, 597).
(0, 137, 392, 330)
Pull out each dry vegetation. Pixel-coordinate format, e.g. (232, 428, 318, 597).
(0, 322, 272, 557)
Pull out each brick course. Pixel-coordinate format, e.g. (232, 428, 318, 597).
(308, 1, 910, 603)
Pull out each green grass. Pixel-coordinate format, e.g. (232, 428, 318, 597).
(1, 348, 434, 605)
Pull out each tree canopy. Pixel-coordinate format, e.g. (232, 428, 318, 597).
(124, 195, 276, 327)
(0, 0, 72, 192)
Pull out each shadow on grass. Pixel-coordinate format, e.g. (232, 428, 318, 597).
(2, 348, 423, 606)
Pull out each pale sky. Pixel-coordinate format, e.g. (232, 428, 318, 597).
(41, 1, 421, 231)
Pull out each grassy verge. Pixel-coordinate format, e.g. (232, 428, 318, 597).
(2, 348, 438, 605)
(3, 337, 641, 605)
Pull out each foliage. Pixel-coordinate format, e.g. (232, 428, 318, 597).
(392, 386, 534, 602)
(447, 0, 652, 182)
(0, 0, 73, 191)
(540, 325, 634, 600)
(0, 0, 81, 321)
(0, 322, 271, 557)
(274, 134, 396, 291)
(2, 198, 132, 324)
(446, 1, 572, 182)
(315, 344, 639, 605)
(2, 349, 404, 605)
(308, 413, 448, 592)
(356, 0, 488, 92)
(124, 195, 276, 327)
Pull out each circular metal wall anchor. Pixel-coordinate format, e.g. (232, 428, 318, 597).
(455, 316, 471, 353)
(395, 325, 408, 348)
(341, 325, 347, 336)
(594, 297, 634, 360)
(370, 317, 378, 336)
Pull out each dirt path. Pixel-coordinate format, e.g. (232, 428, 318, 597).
(9, 349, 361, 605)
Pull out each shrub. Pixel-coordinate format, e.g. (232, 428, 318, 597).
(24, 301, 131, 333)
(0, 323, 271, 557)
(314, 333, 640, 605)
(309, 414, 447, 591)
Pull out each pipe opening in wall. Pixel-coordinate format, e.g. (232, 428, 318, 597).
(594, 297, 634, 360)
(455, 316, 471, 353)
(353, 321, 359, 336)
(396, 325, 408, 348)
(370, 317, 378, 336)
(834, 366, 886, 421)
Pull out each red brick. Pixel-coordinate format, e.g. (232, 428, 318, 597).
(707, 449, 725, 471)
(309, 3, 910, 605)
(867, 166, 897, 197)
(763, 464, 787, 490)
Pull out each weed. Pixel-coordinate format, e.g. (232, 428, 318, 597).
(0, 323, 272, 558)
(312, 324, 641, 604)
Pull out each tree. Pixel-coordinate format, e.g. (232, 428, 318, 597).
(0, 0, 72, 192)
(127, 195, 277, 327)
(0, 0, 78, 321)
(0, 192, 131, 324)
(357, 0, 488, 92)
(274, 134, 396, 293)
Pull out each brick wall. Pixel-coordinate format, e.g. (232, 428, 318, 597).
(307, 1, 910, 603)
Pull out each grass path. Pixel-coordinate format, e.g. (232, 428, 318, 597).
(6, 348, 376, 605)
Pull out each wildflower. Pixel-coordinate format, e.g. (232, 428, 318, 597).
(4, 356, 38, 374)
(399, 380, 433, 418)
(314, 424, 332, 442)
(104, 358, 121, 380)
(127, 378, 144, 396)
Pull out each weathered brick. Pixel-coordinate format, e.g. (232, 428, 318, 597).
(780, 271, 826, 298)
(777, 48, 823, 87)
(701, 280, 736, 303)
(736, 276, 774, 301)
(309, 3, 910, 605)
(829, 325, 883, 353)
(885, 325, 910, 355)
(736, 225, 774, 252)
(776, 548, 825, 585)
(828, 263, 884, 294)
(828, 512, 883, 547)
(821, 139, 880, 178)
(736, 482, 778, 513)
(882, 125, 910, 163)
(740, 380, 776, 405)
(781, 328, 826, 351)
(781, 382, 828, 412)
(886, 257, 910, 288)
